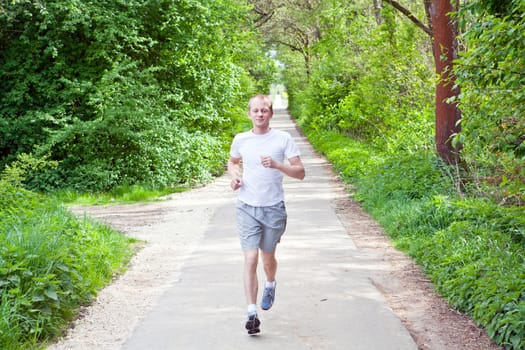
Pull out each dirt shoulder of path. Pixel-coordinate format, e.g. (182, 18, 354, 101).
(330, 175, 500, 350)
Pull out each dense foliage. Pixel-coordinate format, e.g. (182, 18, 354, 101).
(0, 0, 275, 192)
(277, 1, 435, 153)
(259, 0, 524, 349)
(0, 180, 133, 348)
(454, 1, 525, 205)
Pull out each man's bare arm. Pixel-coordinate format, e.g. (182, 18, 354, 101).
(263, 155, 305, 180)
(227, 156, 243, 190)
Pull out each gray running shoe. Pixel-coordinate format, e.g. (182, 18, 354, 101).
(261, 283, 276, 310)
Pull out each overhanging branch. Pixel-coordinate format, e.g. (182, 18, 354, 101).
(383, 0, 433, 37)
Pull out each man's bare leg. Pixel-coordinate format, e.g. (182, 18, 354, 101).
(243, 249, 261, 334)
(243, 249, 259, 304)
(261, 250, 277, 310)
(261, 250, 277, 283)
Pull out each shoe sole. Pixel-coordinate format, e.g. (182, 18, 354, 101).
(261, 305, 272, 310)
(247, 328, 260, 335)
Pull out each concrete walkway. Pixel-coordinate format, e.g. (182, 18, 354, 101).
(122, 110, 417, 350)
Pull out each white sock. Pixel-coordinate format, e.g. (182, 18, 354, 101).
(265, 280, 276, 288)
(247, 304, 257, 316)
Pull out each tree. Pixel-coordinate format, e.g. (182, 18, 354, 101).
(0, 0, 272, 192)
(428, 0, 461, 164)
(248, 0, 323, 80)
(384, 0, 461, 164)
(252, 0, 462, 164)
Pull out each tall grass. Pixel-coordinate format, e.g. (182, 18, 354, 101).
(0, 181, 134, 349)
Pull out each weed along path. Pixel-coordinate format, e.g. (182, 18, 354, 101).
(49, 110, 498, 350)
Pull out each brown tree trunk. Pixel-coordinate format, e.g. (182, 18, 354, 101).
(430, 0, 461, 164)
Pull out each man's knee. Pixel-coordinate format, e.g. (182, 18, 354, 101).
(261, 251, 276, 266)
(244, 250, 259, 270)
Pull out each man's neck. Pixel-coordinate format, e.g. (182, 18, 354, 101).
(252, 127, 271, 135)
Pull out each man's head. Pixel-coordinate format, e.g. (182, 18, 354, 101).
(248, 94, 273, 113)
(248, 95, 273, 133)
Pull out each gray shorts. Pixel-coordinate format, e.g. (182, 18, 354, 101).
(236, 200, 287, 252)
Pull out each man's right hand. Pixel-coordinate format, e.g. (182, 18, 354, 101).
(231, 177, 242, 191)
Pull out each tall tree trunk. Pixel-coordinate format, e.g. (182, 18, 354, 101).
(430, 0, 461, 164)
(374, 0, 383, 25)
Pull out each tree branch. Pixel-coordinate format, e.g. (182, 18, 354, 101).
(252, 5, 275, 27)
(383, 0, 433, 37)
(271, 38, 303, 53)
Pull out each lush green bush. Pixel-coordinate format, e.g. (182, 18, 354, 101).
(0, 0, 273, 193)
(357, 154, 453, 201)
(304, 130, 376, 182)
(0, 181, 133, 348)
(408, 198, 525, 350)
(285, 3, 434, 153)
(454, 2, 525, 204)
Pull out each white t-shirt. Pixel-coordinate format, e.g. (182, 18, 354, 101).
(230, 129, 301, 207)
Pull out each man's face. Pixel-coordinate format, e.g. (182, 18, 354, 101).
(248, 99, 273, 130)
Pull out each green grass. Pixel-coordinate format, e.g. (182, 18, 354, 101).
(0, 181, 135, 349)
(305, 128, 525, 350)
(53, 184, 190, 205)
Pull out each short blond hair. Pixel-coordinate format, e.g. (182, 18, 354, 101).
(248, 94, 273, 112)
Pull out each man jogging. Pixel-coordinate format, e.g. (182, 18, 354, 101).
(227, 94, 305, 335)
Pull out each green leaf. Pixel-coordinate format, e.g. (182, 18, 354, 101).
(44, 288, 58, 301)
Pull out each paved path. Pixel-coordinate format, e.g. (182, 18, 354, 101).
(122, 110, 417, 350)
